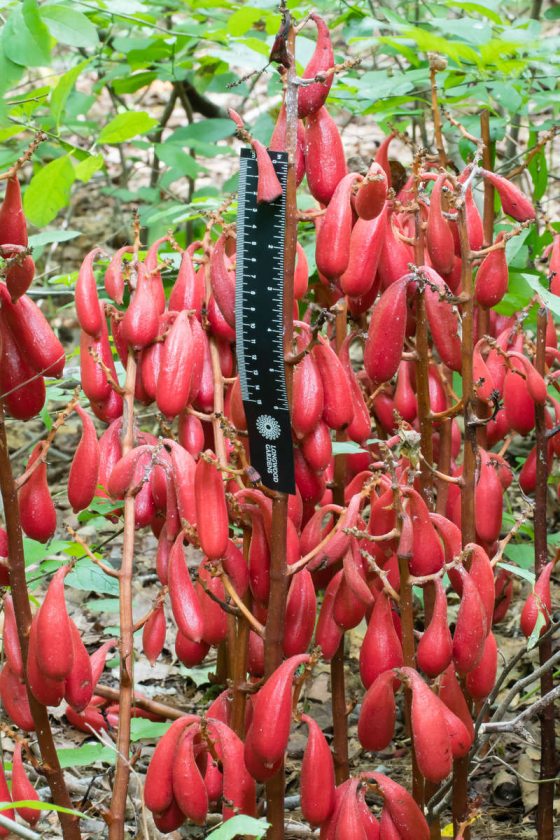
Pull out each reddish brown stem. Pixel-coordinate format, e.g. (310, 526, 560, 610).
(108, 350, 137, 840)
(534, 307, 555, 840)
(0, 402, 81, 840)
(229, 529, 251, 737)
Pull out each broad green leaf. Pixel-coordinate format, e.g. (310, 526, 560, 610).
(227, 7, 265, 36)
(28, 229, 81, 248)
(3, 0, 51, 68)
(332, 441, 367, 455)
(497, 561, 535, 585)
(24, 539, 70, 568)
(0, 45, 24, 96)
(24, 156, 75, 226)
(39, 5, 99, 48)
(66, 558, 120, 595)
(51, 60, 89, 127)
(206, 815, 269, 839)
(179, 663, 214, 687)
(112, 71, 158, 94)
(57, 743, 115, 768)
(98, 111, 159, 144)
(528, 148, 548, 202)
(168, 118, 234, 145)
(130, 719, 172, 741)
(520, 272, 560, 319)
(503, 543, 535, 570)
(155, 143, 205, 178)
(74, 153, 104, 182)
(527, 610, 546, 651)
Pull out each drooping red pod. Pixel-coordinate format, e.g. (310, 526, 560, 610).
(156, 310, 194, 418)
(364, 276, 409, 385)
(168, 441, 197, 527)
(107, 444, 152, 499)
(207, 718, 257, 820)
(172, 725, 208, 824)
(314, 569, 344, 661)
(0, 312, 46, 420)
(18, 443, 57, 543)
(247, 654, 310, 768)
(520, 560, 553, 638)
(294, 241, 309, 299)
(312, 338, 354, 430)
(393, 359, 417, 422)
(357, 669, 397, 752)
(297, 13, 334, 118)
(416, 578, 453, 677)
(2, 594, 23, 678)
(2, 244, 35, 301)
(0, 289, 65, 377)
(426, 173, 455, 275)
(0, 760, 14, 834)
(466, 542, 496, 632)
(175, 632, 210, 667)
(304, 106, 347, 206)
(68, 404, 100, 513)
(0, 663, 35, 731)
(475, 449, 504, 545)
(196, 562, 228, 646)
(480, 169, 536, 222)
(75, 247, 103, 337)
(210, 233, 236, 329)
(466, 631, 498, 699)
(464, 184, 484, 252)
(283, 569, 316, 657)
(178, 412, 205, 457)
(359, 591, 403, 689)
(0, 175, 27, 247)
(80, 304, 121, 404)
(452, 567, 488, 674)
(143, 236, 168, 315)
(402, 667, 452, 783)
(292, 340, 324, 439)
(104, 245, 133, 304)
(473, 339, 496, 402)
(121, 262, 160, 348)
(405, 488, 444, 576)
(144, 715, 199, 816)
(333, 554, 369, 630)
(27, 614, 65, 706)
(503, 359, 536, 435)
(269, 104, 305, 186)
(422, 266, 462, 372)
(64, 618, 94, 713)
(354, 161, 388, 221)
(301, 420, 332, 472)
(316, 173, 362, 281)
(194, 451, 229, 559)
(374, 133, 396, 185)
(252, 139, 283, 204)
(300, 713, 336, 826)
(168, 532, 205, 643)
(35, 566, 74, 680)
(90, 639, 116, 688)
(11, 743, 41, 826)
(475, 233, 508, 307)
(339, 335, 372, 444)
(143, 602, 166, 665)
(362, 771, 430, 840)
(340, 205, 387, 298)
(376, 212, 414, 289)
(169, 243, 205, 314)
(438, 664, 475, 741)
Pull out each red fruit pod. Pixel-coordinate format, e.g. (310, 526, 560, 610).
(474, 450, 504, 544)
(248, 654, 310, 766)
(316, 173, 362, 281)
(363, 771, 430, 840)
(503, 357, 535, 435)
(121, 262, 160, 349)
(312, 338, 354, 431)
(304, 106, 346, 206)
(422, 266, 462, 372)
(0, 759, 14, 832)
(333, 779, 369, 840)
(339, 336, 372, 444)
(207, 718, 257, 820)
(364, 276, 409, 385)
(0, 175, 27, 246)
(475, 234, 508, 308)
(76, 247, 103, 337)
(27, 614, 65, 706)
(357, 669, 397, 752)
(464, 185, 484, 252)
(156, 310, 194, 417)
(0, 529, 8, 587)
(11, 743, 41, 826)
(340, 206, 387, 299)
(194, 451, 229, 560)
(466, 631, 498, 699)
(438, 664, 475, 742)
(64, 619, 94, 713)
(35, 566, 74, 681)
(294, 241, 309, 299)
(68, 404, 100, 513)
(452, 568, 488, 674)
(250, 139, 283, 204)
(143, 602, 166, 665)
(90, 639, 116, 688)
(210, 233, 236, 329)
(292, 344, 324, 439)
(79, 305, 119, 404)
(376, 214, 414, 289)
(354, 161, 388, 221)
(178, 412, 205, 457)
(402, 667, 452, 783)
(473, 339, 496, 402)
(2, 594, 23, 678)
(169, 244, 205, 315)
(197, 562, 228, 646)
(379, 808, 402, 840)
(405, 488, 444, 576)
(297, 13, 334, 118)
(270, 104, 305, 187)
(0, 663, 35, 731)
(0, 291, 65, 378)
(143, 237, 168, 315)
(0, 312, 46, 421)
(152, 799, 185, 833)
(520, 561, 553, 638)
(168, 441, 197, 527)
(107, 445, 151, 499)
(144, 715, 199, 815)
(480, 169, 536, 222)
(416, 578, 453, 678)
(393, 359, 417, 422)
(283, 569, 317, 657)
(426, 174, 455, 275)
(168, 532, 205, 643)
(2, 245, 35, 302)
(104, 245, 133, 305)
(175, 632, 210, 667)
(300, 714, 336, 826)
(301, 420, 332, 472)
(359, 592, 404, 689)
(466, 542, 496, 632)
(172, 726, 208, 824)
(374, 133, 396, 185)
(18, 444, 57, 544)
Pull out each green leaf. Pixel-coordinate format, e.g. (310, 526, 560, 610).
(528, 148, 548, 202)
(0, 800, 86, 818)
(23, 156, 75, 226)
(520, 272, 560, 319)
(227, 7, 265, 36)
(130, 718, 172, 741)
(39, 5, 99, 48)
(3, 0, 52, 68)
(28, 229, 81, 248)
(112, 71, 158, 95)
(331, 441, 367, 455)
(24, 538, 70, 568)
(206, 815, 270, 839)
(497, 561, 535, 586)
(57, 743, 115, 768)
(168, 118, 234, 145)
(74, 153, 104, 182)
(503, 543, 535, 570)
(66, 558, 120, 595)
(51, 60, 89, 127)
(98, 111, 159, 144)
(179, 663, 214, 687)
(527, 610, 546, 651)
(155, 143, 205, 178)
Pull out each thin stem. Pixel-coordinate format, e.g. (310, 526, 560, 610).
(0, 402, 80, 840)
(108, 349, 137, 840)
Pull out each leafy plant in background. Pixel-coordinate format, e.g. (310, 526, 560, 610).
(0, 2, 559, 840)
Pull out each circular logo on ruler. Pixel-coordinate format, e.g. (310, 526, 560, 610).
(256, 414, 281, 441)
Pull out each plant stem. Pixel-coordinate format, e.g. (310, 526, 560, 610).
(108, 349, 137, 840)
(229, 528, 251, 737)
(0, 403, 81, 840)
(534, 306, 555, 840)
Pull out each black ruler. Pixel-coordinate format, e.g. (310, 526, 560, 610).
(235, 148, 295, 494)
